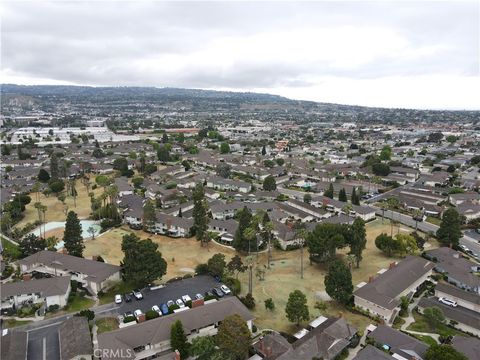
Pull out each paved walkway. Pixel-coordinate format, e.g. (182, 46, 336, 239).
(399, 293, 440, 342)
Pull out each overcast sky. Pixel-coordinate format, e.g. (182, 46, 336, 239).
(1, 1, 479, 109)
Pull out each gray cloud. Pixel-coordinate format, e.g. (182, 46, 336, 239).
(1, 1, 479, 108)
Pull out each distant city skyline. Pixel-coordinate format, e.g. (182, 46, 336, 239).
(1, 1, 479, 110)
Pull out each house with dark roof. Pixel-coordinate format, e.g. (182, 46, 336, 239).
(152, 213, 193, 238)
(434, 282, 480, 314)
(1, 330, 28, 360)
(424, 247, 480, 294)
(353, 345, 394, 360)
(97, 297, 254, 360)
(253, 316, 357, 360)
(452, 336, 480, 360)
(19, 251, 121, 294)
(366, 325, 428, 360)
(1, 276, 71, 312)
(354, 256, 434, 323)
(206, 176, 252, 193)
(59, 316, 93, 360)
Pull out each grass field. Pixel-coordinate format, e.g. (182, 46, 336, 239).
(84, 219, 437, 333)
(16, 180, 104, 228)
(96, 317, 119, 334)
(2, 319, 32, 329)
(407, 311, 464, 337)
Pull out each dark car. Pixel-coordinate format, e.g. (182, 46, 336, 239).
(124, 293, 132, 302)
(160, 303, 169, 315)
(124, 311, 133, 318)
(214, 275, 221, 282)
(212, 287, 224, 298)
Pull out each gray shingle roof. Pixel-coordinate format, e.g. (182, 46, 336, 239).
(0, 330, 28, 360)
(1, 275, 71, 299)
(368, 325, 428, 360)
(59, 316, 93, 360)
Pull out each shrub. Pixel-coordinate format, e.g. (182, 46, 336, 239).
(182, 273, 193, 279)
(223, 277, 241, 295)
(75, 309, 95, 321)
(264, 298, 275, 311)
(240, 293, 255, 309)
(146, 310, 159, 320)
(124, 315, 136, 323)
(195, 263, 209, 275)
(168, 304, 180, 313)
(48, 304, 60, 312)
(252, 324, 258, 333)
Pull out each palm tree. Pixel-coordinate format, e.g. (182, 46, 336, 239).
(245, 255, 255, 295)
(387, 197, 400, 237)
(379, 201, 388, 223)
(412, 208, 423, 231)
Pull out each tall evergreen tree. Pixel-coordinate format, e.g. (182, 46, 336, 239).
(350, 218, 366, 268)
(19, 234, 47, 258)
(142, 200, 156, 231)
(324, 259, 353, 305)
(63, 211, 84, 257)
(351, 187, 360, 205)
(338, 188, 347, 202)
(170, 320, 189, 358)
(50, 153, 59, 179)
(285, 290, 309, 325)
(261, 145, 266, 156)
(216, 314, 251, 360)
(193, 183, 210, 246)
(436, 208, 462, 247)
(324, 183, 334, 199)
(263, 175, 276, 191)
(232, 207, 253, 252)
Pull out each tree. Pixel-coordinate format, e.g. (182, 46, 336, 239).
(92, 148, 105, 158)
(261, 145, 266, 156)
(338, 188, 347, 202)
(423, 306, 445, 327)
(428, 132, 444, 143)
(157, 146, 170, 163)
(351, 187, 360, 205)
(132, 176, 144, 188)
(207, 253, 226, 277)
(263, 175, 276, 191)
(121, 233, 167, 286)
(216, 314, 251, 360)
(227, 255, 247, 279)
(372, 163, 390, 176)
(216, 163, 231, 178)
(436, 208, 462, 247)
(48, 179, 65, 194)
(170, 320, 189, 359)
(380, 145, 392, 161)
(63, 211, 84, 257)
(193, 183, 210, 246)
(324, 183, 334, 199)
(50, 153, 59, 179)
(240, 293, 256, 309)
(264, 298, 275, 311)
(375, 233, 396, 257)
(285, 290, 309, 325)
(190, 336, 217, 360)
(395, 233, 419, 255)
(144, 163, 157, 175)
(425, 344, 467, 360)
(142, 200, 156, 231)
(220, 142, 230, 154)
(87, 226, 96, 240)
(38, 168, 50, 182)
(350, 218, 366, 268)
(324, 259, 353, 305)
(303, 193, 312, 204)
(19, 234, 46, 257)
(306, 223, 347, 263)
(232, 207, 253, 252)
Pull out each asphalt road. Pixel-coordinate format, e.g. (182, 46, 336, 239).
(419, 297, 480, 331)
(118, 275, 223, 315)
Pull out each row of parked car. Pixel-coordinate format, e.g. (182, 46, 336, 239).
(114, 289, 144, 304)
(459, 244, 479, 260)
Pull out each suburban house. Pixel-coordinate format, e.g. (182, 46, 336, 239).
(18, 251, 121, 295)
(59, 316, 93, 360)
(452, 336, 480, 360)
(284, 199, 331, 219)
(353, 345, 394, 360)
(153, 213, 193, 237)
(1, 276, 71, 312)
(253, 316, 357, 360)
(351, 205, 376, 221)
(114, 177, 134, 197)
(434, 282, 480, 313)
(207, 219, 239, 244)
(97, 297, 254, 360)
(424, 247, 480, 294)
(366, 325, 428, 360)
(1, 330, 28, 360)
(449, 192, 480, 206)
(206, 176, 252, 193)
(354, 256, 434, 323)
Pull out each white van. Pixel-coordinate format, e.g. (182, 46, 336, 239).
(439, 297, 458, 307)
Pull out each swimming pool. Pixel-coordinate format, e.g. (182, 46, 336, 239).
(31, 220, 101, 249)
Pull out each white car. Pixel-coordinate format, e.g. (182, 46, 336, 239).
(152, 305, 162, 315)
(439, 297, 458, 307)
(220, 285, 231, 295)
(133, 309, 143, 318)
(181, 295, 192, 303)
(176, 299, 185, 308)
(133, 290, 143, 300)
(114, 294, 122, 304)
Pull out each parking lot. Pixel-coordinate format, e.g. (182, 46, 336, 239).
(117, 275, 230, 316)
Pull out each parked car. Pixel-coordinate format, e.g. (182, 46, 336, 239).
(160, 303, 169, 315)
(167, 300, 175, 308)
(214, 275, 221, 282)
(220, 285, 231, 295)
(212, 287, 224, 298)
(439, 297, 458, 307)
(133, 289, 143, 300)
(129, 223, 142, 230)
(152, 305, 162, 315)
(115, 294, 122, 304)
(176, 299, 185, 308)
(133, 309, 143, 318)
(124, 293, 132, 302)
(195, 293, 204, 300)
(182, 295, 192, 303)
(124, 311, 133, 318)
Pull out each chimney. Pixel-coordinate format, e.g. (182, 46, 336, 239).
(389, 262, 396, 269)
(174, 350, 181, 360)
(22, 273, 32, 281)
(368, 276, 375, 283)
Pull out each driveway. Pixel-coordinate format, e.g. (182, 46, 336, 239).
(118, 275, 226, 315)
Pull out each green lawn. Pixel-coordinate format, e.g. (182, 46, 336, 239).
(65, 293, 95, 312)
(407, 312, 464, 337)
(409, 333, 438, 347)
(96, 317, 119, 334)
(392, 316, 406, 329)
(1, 237, 21, 260)
(426, 217, 441, 226)
(2, 319, 32, 329)
(99, 281, 137, 305)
